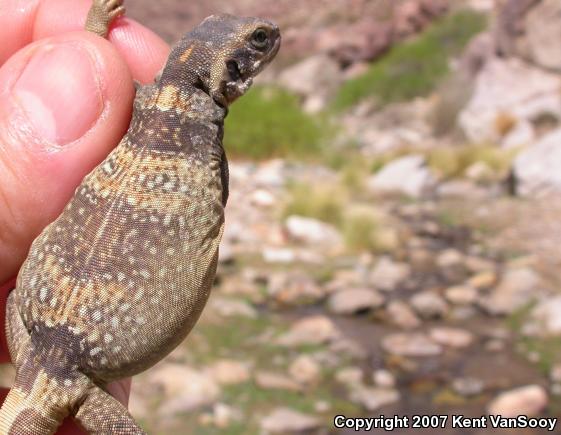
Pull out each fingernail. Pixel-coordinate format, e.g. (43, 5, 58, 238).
(12, 43, 103, 146)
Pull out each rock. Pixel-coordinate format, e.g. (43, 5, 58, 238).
(513, 129, 561, 197)
(382, 333, 442, 357)
(458, 57, 561, 143)
(367, 155, 436, 198)
(254, 159, 286, 188)
(467, 270, 497, 289)
(372, 369, 396, 388)
(501, 119, 535, 149)
(150, 364, 220, 415)
(208, 296, 257, 319)
(452, 377, 484, 397)
(206, 359, 251, 386)
(465, 161, 495, 183)
(445, 285, 478, 305)
(429, 327, 474, 348)
(394, 0, 448, 38)
(267, 272, 325, 306)
(262, 248, 296, 264)
(527, 296, 561, 336)
(256, 372, 302, 392)
(410, 291, 449, 319)
(436, 248, 466, 281)
(277, 315, 340, 347)
(278, 54, 341, 113)
(524, 0, 561, 72)
(250, 189, 276, 208)
(350, 386, 400, 411)
(285, 215, 343, 246)
(288, 355, 321, 385)
(386, 300, 422, 329)
(335, 366, 364, 387)
(261, 407, 320, 433)
(488, 385, 548, 418)
(327, 287, 385, 315)
(496, 0, 561, 73)
(481, 267, 542, 315)
(205, 403, 242, 429)
(369, 256, 411, 292)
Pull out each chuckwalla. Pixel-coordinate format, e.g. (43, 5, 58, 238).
(0, 0, 280, 433)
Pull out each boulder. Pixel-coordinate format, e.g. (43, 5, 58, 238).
(488, 385, 548, 417)
(513, 129, 561, 197)
(458, 57, 561, 144)
(367, 155, 436, 198)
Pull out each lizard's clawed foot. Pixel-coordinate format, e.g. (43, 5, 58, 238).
(85, 0, 126, 38)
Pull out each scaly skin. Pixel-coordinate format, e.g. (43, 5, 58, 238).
(0, 1, 280, 433)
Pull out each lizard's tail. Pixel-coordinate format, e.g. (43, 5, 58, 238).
(0, 361, 145, 434)
(0, 358, 90, 434)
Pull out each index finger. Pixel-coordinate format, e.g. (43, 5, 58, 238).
(0, 0, 170, 84)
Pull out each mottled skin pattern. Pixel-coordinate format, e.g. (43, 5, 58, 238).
(0, 0, 280, 433)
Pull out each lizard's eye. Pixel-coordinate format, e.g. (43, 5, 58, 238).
(251, 28, 269, 50)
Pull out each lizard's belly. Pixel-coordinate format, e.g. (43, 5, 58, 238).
(14, 151, 225, 381)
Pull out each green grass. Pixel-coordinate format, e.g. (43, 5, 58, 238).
(333, 10, 486, 110)
(224, 86, 328, 160)
(426, 145, 519, 179)
(282, 181, 345, 226)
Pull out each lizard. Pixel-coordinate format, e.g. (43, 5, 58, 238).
(0, 0, 280, 433)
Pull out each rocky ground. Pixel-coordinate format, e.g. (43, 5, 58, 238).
(116, 0, 561, 433)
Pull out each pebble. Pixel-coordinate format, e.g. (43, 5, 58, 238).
(327, 287, 385, 315)
(444, 285, 478, 305)
(429, 327, 474, 348)
(261, 407, 320, 433)
(488, 385, 548, 417)
(382, 333, 443, 357)
(410, 291, 449, 319)
(276, 315, 340, 347)
(386, 300, 422, 329)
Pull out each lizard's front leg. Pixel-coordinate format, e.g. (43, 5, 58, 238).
(85, 0, 126, 38)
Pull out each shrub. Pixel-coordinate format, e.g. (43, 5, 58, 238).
(224, 86, 327, 160)
(333, 10, 486, 110)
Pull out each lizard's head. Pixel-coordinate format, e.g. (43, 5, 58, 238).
(168, 14, 281, 107)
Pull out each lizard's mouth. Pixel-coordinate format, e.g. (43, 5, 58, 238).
(223, 60, 253, 103)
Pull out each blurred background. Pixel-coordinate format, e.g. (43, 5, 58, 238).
(129, 0, 561, 433)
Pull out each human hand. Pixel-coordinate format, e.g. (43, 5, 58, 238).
(0, 0, 170, 432)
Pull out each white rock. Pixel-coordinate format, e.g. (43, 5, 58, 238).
(501, 119, 535, 149)
(335, 366, 364, 387)
(285, 215, 342, 246)
(206, 359, 251, 385)
(368, 155, 436, 198)
(150, 364, 220, 415)
(482, 267, 542, 315)
(458, 57, 561, 143)
(369, 256, 411, 292)
(372, 369, 396, 388)
(513, 129, 561, 197)
(250, 189, 276, 207)
(327, 288, 385, 315)
(277, 315, 340, 347)
(445, 285, 478, 305)
(350, 386, 400, 411)
(429, 327, 474, 348)
(525, 0, 561, 72)
(488, 385, 548, 417)
(410, 291, 449, 319)
(386, 300, 421, 329)
(262, 248, 296, 264)
(208, 296, 257, 318)
(278, 54, 341, 113)
(382, 333, 442, 357)
(256, 371, 302, 392)
(528, 296, 561, 336)
(288, 355, 321, 385)
(261, 408, 320, 433)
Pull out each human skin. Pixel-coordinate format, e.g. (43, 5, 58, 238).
(0, 0, 170, 432)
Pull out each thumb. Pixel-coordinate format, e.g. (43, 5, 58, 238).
(0, 31, 135, 283)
